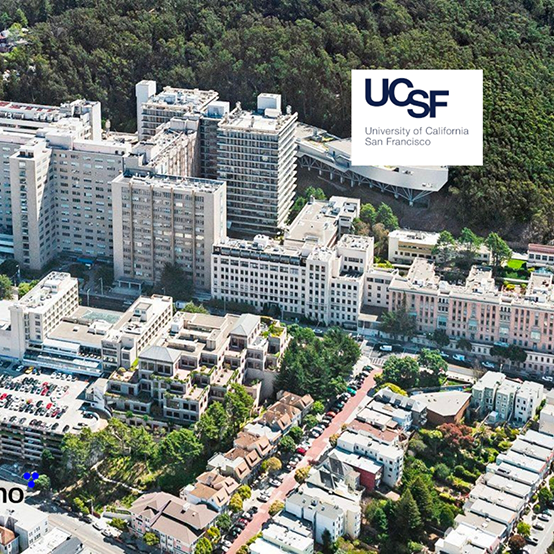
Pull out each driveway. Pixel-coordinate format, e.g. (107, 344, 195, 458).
(227, 367, 381, 554)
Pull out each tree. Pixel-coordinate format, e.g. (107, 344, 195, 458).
(370, 506, 388, 534)
(159, 429, 203, 467)
(417, 349, 447, 386)
(143, 532, 159, 546)
(432, 231, 456, 265)
(158, 263, 192, 301)
(205, 526, 221, 543)
(294, 466, 310, 483)
(229, 493, 243, 513)
(508, 534, 527, 554)
(237, 485, 252, 500)
(18, 280, 38, 297)
(303, 415, 318, 429)
(262, 457, 282, 474)
(269, 501, 284, 516)
(538, 486, 553, 510)
(279, 435, 296, 453)
(456, 338, 473, 351)
(433, 463, 451, 483)
(375, 382, 407, 396)
(391, 490, 422, 543)
(410, 476, 434, 523)
(360, 203, 376, 225)
(311, 401, 325, 415)
(438, 423, 474, 450)
(216, 513, 232, 532)
(485, 232, 512, 269)
(438, 505, 455, 529)
(377, 356, 420, 390)
(110, 518, 128, 531)
(224, 384, 254, 434)
(381, 296, 417, 338)
(517, 521, 531, 538)
(34, 474, 51, 493)
(321, 529, 338, 554)
(431, 329, 450, 348)
(181, 302, 209, 314)
(375, 203, 399, 231)
(196, 401, 230, 453)
(194, 537, 213, 554)
(288, 426, 303, 443)
(458, 228, 482, 265)
(0, 274, 13, 300)
(129, 427, 155, 461)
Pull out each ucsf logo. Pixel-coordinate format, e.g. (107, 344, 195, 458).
(365, 78, 449, 118)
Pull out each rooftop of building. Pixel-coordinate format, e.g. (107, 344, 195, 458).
(283, 196, 359, 249)
(413, 390, 471, 417)
(140, 84, 218, 112)
(114, 171, 225, 193)
(528, 243, 554, 255)
(25, 528, 72, 554)
(16, 272, 76, 313)
(481, 472, 533, 498)
(219, 95, 296, 133)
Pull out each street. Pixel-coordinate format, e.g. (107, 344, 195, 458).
(227, 366, 381, 554)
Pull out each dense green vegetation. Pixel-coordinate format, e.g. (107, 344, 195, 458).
(277, 325, 361, 401)
(0, 0, 553, 239)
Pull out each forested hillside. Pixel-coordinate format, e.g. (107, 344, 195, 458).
(0, 0, 553, 239)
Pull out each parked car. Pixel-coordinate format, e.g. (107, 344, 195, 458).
(295, 447, 307, 455)
(481, 361, 496, 369)
(379, 344, 393, 352)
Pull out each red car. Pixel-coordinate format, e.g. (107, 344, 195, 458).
(296, 447, 307, 455)
(325, 411, 337, 418)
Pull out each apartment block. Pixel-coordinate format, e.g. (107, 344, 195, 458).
(105, 312, 288, 423)
(385, 259, 554, 375)
(336, 431, 404, 488)
(0, 504, 49, 551)
(471, 371, 543, 425)
(112, 172, 226, 290)
(217, 94, 298, 237)
(212, 196, 371, 328)
(129, 492, 218, 554)
(250, 522, 314, 554)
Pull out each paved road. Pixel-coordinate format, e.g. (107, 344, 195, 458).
(227, 367, 381, 554)
(49, 512, 131, 554)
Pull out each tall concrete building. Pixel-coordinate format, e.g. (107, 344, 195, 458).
(217, 94, 298, 237)
(135, 81, 218, 140)
(112, 172, 226, 290)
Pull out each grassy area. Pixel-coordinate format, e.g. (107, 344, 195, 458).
(500, 258, 531, 280)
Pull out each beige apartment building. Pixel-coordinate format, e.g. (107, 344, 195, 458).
(211, 196, 372, 328)
(112, 172, 226, 291)
(105, 312, 289, 424)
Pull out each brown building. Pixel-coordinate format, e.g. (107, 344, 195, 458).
(416, 391, 471, 426)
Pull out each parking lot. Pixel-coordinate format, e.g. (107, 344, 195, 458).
(0, 366, 103, 434)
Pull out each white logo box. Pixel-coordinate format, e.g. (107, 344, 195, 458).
(351, 69, 483, 166)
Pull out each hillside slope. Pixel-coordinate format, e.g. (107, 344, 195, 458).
(0, 0, 553, 239)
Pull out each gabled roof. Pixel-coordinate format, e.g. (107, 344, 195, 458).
(231, 313, 259, 337)
(140, 345, 181, 364)
(0, 527, 16, 546)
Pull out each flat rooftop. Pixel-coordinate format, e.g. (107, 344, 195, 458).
(17, 272, 76, 313)
(142, 85, 218, 112)
(116, 172, 225, 193)
(220, 106, 296, 133)
(416, 390, 471, 417)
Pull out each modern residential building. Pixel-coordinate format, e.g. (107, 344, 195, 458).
(336, 431, 404, 488)
(250, 522, 314, 554)
(217, 94, 298, 237)
(285, 490, 346, 544)
(112, 172, 227, 290)
(416, 391, 471, 425)
(471, 371, 543, 424)
(0, 503, 49, 551)
(105, 312, 289, 423)
(373, 387, 427, 428)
